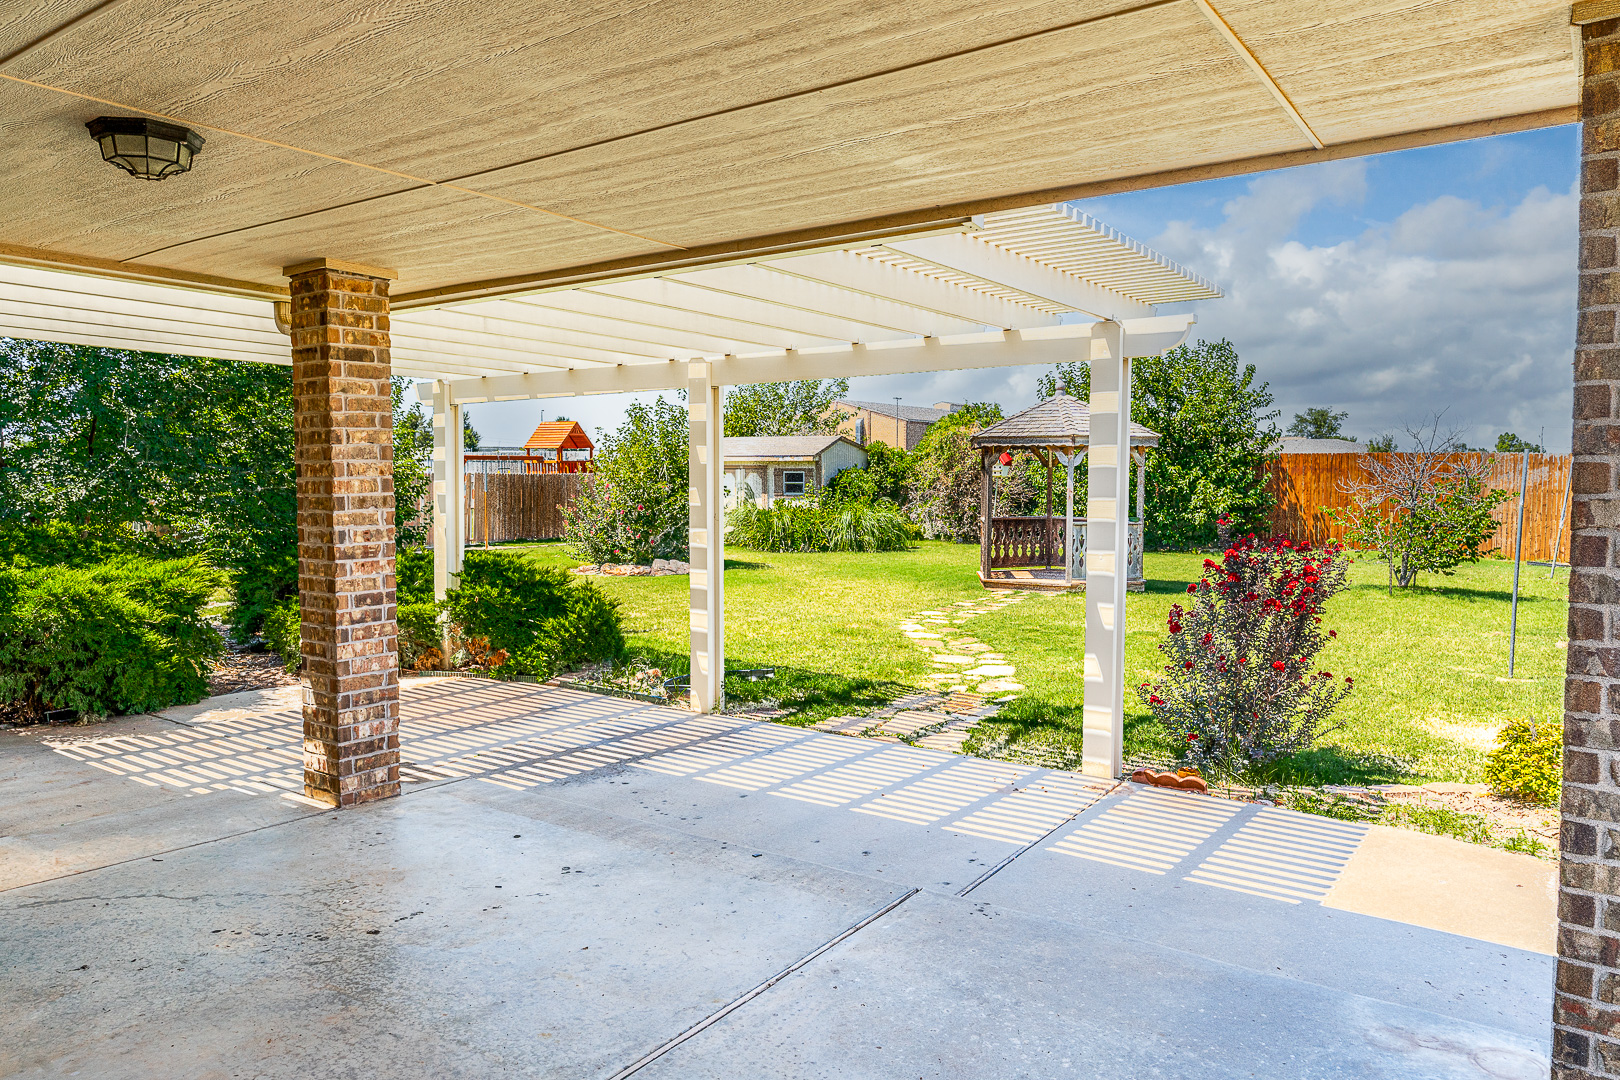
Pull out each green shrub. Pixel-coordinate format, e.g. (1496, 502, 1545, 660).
(262, 595, 302, 673)
(1483, 718, 1562, 806)
(224, 548, 297, 643)
(727, 498, 912, 553)
(0, 556, 223, 719)
(441, 551, 624, 678)
(0, 522, 172, 567)
(398, 602, 442, 669)
(397, 546, 435, 605)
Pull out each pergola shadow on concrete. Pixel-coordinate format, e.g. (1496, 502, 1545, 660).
(0, 2, 1604, 1073)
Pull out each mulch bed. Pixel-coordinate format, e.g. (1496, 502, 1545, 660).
(208, 650, 300, 696)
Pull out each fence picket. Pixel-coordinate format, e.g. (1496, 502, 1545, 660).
(1263, 453, 1571, 564)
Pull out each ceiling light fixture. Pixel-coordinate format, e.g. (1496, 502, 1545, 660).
(85, 116, 204, 180)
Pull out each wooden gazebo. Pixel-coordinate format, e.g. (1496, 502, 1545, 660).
(971, 393, 1159, 593)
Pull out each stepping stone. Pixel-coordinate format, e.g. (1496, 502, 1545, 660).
(876, 710, 946, 737)
(905, 631, 943, 639)
(978, 653, 1006, 660)
(915, 728, 972, 752)
(931, 655, 977, 665)
(956, 643, 992, 652)
(978, 679, 1025, 692)
(812, 715, 880, 735)
(943, 692, 986, 713)
(917, 610, 947, 616)
(966, 664, 1016, 677)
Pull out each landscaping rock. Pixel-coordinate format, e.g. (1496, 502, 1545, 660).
(965, 664, 1016, 677)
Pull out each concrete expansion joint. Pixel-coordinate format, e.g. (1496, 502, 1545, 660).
(605, 887, 920, 1079)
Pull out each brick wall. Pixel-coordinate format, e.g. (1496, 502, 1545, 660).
(1561, 17, 1620, 1078)
(288, 264, 401, 807)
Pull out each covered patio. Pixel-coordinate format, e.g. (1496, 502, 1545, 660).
(1, 677, 1555, 1078)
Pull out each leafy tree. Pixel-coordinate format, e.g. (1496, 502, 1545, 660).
(906, 420, 987, 542)
(1036, 339, 1280, 548)
(1329, 418, 1512, 588)
(1495, 431, 1545, 454)
(1365, 433, 1397, 453)
(563, 397, 690, 563)
(824, 440, 914, 505)
(463, 415, 482, 450)
(391, 379, 434, 547)
(1287, 407, 1349, 440)
(723, 379, 850, 437)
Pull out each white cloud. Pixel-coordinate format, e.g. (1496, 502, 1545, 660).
(1147, 164, 1576, 450)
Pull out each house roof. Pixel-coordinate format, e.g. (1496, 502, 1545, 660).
(722, 435, 861, 460)
(523, 421, 593, 451)
(1274, 437, 1365, 454)
(971, 393, 1159, 450)
(837, 399, 957, 423)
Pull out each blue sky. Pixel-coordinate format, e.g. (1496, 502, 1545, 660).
(464, 126, 1580, 451)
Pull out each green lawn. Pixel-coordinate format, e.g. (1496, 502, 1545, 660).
(503, 539, 1567, 785)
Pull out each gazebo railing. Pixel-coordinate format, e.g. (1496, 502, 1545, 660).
(988, 516, 1061, 567)
(988, 517, 1145, 580)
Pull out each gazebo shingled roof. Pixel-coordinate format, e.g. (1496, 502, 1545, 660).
(971, 393, 1159, 450)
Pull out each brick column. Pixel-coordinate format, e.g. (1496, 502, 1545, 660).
(286, 258, 401, 808)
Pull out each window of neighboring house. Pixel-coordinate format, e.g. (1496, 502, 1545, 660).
(561, 448, 592, 461)
(782, 470, 807, 496)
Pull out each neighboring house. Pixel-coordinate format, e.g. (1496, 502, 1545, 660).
(462, 421, 595, 474)
(832, 399, 961, 451)
(1274, 437, 1366, 454)
(723, 436, 867, 508)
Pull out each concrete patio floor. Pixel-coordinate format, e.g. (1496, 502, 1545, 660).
(2, 679, 1554, 1079)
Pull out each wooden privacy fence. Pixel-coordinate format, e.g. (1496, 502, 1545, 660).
(464, 473, 587, 543)
(1264, 452, 1572, 564)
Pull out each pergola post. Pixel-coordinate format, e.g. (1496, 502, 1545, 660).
(1559, 12, 1620, 1076)
(1082, 322, 1129, 779)
(979, 449, 993, 581)
(287, 259, 401, 808)
(688, 361, 725, 712)
(431, 380, 465, 656)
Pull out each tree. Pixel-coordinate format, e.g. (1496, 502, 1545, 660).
(562, 397, 689, 563)
(1365, 433, 1397, 453)
(463, 416, 482, 450)
(392, 378, 435, 547)
(1287, 407, 1349, 440)
(724, 379, 850, 437)
(824, 440, 914, 505)
(902, 402, 1004, 541)
(1495, 432, 1544, 454)
(1330, 417, 1512, 588)
(1036, 339, 1280, 548)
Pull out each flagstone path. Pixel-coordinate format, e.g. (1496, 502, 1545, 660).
(813, 592, 1029, 754)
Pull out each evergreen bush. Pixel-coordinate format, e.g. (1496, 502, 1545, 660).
(1483, 718, 1562, 806)
(440, 550, 624, 679)
(0, 556, 223, 720)
(262, 595, 302, 672)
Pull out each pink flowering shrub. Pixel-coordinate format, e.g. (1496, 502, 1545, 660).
(1139, 530, 1353, 772)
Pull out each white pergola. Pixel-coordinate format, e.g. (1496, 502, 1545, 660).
(0, 202, 1218, 778)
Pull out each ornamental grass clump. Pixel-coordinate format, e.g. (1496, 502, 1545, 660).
(1139, 531, 1353, 774)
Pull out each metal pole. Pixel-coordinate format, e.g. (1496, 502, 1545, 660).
(1508, 448, 1529, 677)
(1551, 461, 1571, 580)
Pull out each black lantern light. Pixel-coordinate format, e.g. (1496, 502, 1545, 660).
(85, 117, 204, 180)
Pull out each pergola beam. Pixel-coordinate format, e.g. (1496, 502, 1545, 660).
(883, 234, 1156, 321)
(432, 316, 1195, 404)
